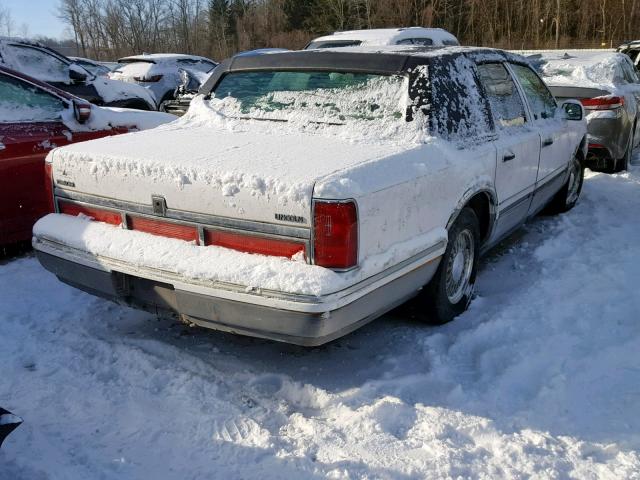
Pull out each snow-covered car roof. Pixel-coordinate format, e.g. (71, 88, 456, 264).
(529, 50, 634, 88)
(117, 53, 216, 64)
(307, 27, 459, 48)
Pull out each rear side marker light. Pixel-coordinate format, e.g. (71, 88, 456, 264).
(313, 200, 358, 269)
(204, 229, 305, 258)
(58, 200, 122, 226)
(580, 96, 624, 110)
(127, 216, 199, 244)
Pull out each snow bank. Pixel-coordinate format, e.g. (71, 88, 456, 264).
(33, 212, 445, 296)
(2, 167, 640, 478)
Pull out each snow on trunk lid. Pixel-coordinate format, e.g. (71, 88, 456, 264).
(48, 121, 410, 228)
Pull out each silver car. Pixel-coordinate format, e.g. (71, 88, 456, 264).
(531, 51, 640, 172)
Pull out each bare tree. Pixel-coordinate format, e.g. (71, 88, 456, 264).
(53, 0, 640, 61)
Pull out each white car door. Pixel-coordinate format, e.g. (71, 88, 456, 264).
(476, 63, 540, 241)
(508, 62, 574, 214)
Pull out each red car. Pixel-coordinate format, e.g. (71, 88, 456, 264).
(0, 66, 174, 247)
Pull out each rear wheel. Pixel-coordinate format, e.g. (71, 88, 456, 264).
(419, 208, 480, 325)
(613, 130, 633, 173)
(546, 155, 584, 214)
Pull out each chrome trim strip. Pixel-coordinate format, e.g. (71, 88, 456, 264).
(534, 166, 567, 191)
(498, 166, 568, 216)
(54, 189, 310, 239)
(56, 196, 312, 254)
(498, 191, 533, 216)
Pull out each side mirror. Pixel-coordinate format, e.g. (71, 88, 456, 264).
(561, 100, 584, 121)
(69, 64, 88, 82)
(73, 100, 92, 123)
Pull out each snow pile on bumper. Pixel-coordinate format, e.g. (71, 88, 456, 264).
(33, 214, 339, 297)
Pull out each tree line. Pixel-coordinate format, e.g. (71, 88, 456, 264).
(56, 0, 640, 61)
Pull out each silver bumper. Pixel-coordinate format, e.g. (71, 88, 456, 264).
(35, 244, 442, 346)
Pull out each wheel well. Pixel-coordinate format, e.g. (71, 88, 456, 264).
(577, 135, 588, 163)
(466, 192, 493, 243)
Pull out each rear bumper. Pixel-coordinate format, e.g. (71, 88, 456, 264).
(585, 112, 631, 164)
(34, 240, 442, 346)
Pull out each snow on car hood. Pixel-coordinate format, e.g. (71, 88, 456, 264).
(49, 96, 428, 226)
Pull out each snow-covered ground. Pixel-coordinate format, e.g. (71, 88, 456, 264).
(1, 165, 639, 479)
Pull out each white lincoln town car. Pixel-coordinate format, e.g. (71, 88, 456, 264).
(33, 47, 587, 346)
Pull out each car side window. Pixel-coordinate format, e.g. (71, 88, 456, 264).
(509, 63, 557, 120)
(426, 55, 494, 141)
(476, 63, 527, 128)
(7, 44, 70, 83)
(0, 73, 66, 122)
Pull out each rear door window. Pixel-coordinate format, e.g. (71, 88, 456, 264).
(509, 63, 557, 120)
(477, 63, 527, 128)
(0, 73, 66, 122)
(427, 55, 493, 141)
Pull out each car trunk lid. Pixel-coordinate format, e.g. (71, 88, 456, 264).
(49, 122, 407, 230)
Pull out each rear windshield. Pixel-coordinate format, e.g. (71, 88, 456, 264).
(120, 58, 156, 64)
(306, 40, 362, 49)
(212, 70, 407, 124)
(532, 54, 625, 86)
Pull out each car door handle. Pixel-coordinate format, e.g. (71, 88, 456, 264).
(542, 138, 554, 147)
(503, 152, 516, 162)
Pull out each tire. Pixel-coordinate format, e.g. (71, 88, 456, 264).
(419, 207, 480, 325)
(613, 129, 633, 173)
(545, 155, 584, 214)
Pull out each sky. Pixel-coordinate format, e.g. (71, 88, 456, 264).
(1, 0, 68, 39)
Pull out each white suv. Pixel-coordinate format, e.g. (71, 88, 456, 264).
(305, 27, 459, 49)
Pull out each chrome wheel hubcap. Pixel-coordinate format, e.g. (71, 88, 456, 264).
(566, 159, 580, 204)
(445, 229, 475, 304)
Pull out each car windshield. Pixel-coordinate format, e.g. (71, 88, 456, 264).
(211, 70, 407, 124)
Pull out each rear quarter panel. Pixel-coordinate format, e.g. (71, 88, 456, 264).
(314, 139, 497, 270)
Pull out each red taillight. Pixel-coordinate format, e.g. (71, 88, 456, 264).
(44, 162, 55, 213)
(313, 200, 358, 269)
(58, 200, 122, 226)
(204, 229, 305, 258)
(127, 215, 199, 243)
(580, 96, 624, 110)
(133, 74, 163, 82)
